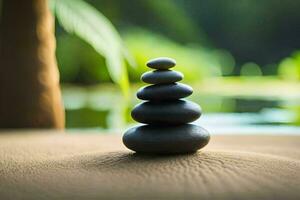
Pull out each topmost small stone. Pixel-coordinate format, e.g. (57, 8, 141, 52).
(146, 57, 176, 70)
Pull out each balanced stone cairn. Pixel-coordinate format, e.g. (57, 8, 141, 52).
(123, 57, 210, 154)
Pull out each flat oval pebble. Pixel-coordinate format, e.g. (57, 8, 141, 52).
(146, 57, 176, 70)
(137, 83, 193, 101)
(131, 100, 201, 124)
(141, 70, 183, 84)
(123, 124, 210, 154)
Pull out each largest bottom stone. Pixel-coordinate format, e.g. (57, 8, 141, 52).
(123, 124, 210, 154)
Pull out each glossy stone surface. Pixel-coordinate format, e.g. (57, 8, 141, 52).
(131, 100, 201, 124)
(141, 70, 183, 84)
(123, 124, 210, 154)
(146, 57, 176, 70)
(137, 83, 193, 101)
(122, 57, 210, 154)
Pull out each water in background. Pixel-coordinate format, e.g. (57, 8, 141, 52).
(62, 83, 300, 135)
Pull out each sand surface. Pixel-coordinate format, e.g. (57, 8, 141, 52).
(0, 130, 300, 199)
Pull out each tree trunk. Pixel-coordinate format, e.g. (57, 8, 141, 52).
(0, 0, 65, 128)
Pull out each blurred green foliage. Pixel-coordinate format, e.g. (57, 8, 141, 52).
(49, 0, 300, 129)
(51, 0, 133, 96)
(57, 28, 236, 84)
(180, 0, 300, 70)
(86, 0, 209, 45)
(52, 0, 300, 86)
(51, 0, 300, 84)
(56, 34, 110, 84)
(278, 52, 300, 81)
(240, 62, 262, 77)
(123, 29, 235, 82)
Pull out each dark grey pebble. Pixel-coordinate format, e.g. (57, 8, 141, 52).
(141, 70, 183, 84)
(131, 100, 201, 124)
(137, 83, 193, 101)
(146, 57, 176, 70)
(123, 124, 210, 154)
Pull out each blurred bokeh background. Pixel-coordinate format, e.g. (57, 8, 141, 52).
(50, 0, 300, 133)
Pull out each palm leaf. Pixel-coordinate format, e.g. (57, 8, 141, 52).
(51, 0, 133, 96)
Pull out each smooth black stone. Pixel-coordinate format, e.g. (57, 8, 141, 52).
(131, 100, 201, 124)
(137, 83, 193, 101)
(141, 70, 183, 84)
(146, 57, 176, 70)
(123, 124, 210, 154)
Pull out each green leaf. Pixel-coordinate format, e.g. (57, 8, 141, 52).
(51, 0, 133, 96)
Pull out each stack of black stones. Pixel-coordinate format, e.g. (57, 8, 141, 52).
(123, 57, 210, 154)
